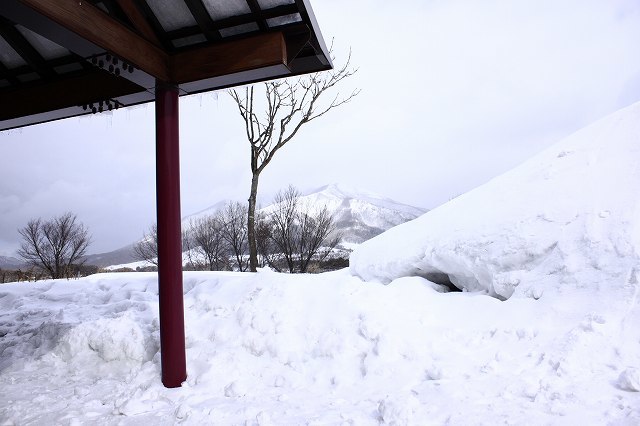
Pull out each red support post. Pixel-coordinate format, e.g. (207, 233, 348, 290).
(155, 81, 186, 388)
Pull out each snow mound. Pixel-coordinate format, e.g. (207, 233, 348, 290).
(350, 101, 640, 300)
(618, 367, 640, 392)
(1, 268, 639, 423)
(55, 313, 151, 363)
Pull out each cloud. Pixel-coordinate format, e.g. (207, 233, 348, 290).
(1, 0, 640, 254)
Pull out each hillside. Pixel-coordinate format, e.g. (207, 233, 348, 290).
(0, 256, 24, 270)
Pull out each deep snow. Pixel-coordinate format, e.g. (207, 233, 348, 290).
(2, 102, 640, 424)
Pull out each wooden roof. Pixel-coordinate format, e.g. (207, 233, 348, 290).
(0, 0, 331, 130)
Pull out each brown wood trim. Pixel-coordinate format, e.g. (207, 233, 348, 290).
(171, 32, 287, 84)
(0, 71, 143, 120)
(18, 0, 170, 81)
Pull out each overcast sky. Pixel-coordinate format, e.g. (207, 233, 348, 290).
(2, 0, 640, 256)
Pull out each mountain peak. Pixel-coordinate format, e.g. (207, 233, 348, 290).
(289, 184, 428, 245)
(307, 183, 387, 201)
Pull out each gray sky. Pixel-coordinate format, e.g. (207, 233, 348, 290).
(2, 0, 640, 256)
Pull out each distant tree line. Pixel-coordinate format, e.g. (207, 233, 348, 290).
(133, 185, 344, 273)
(5, 186, 345, 285)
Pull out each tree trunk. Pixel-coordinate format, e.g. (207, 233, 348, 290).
(247, 172, 260, 272)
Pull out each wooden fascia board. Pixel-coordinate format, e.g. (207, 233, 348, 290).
(0, 71, 143, 121)
(171, 32, 288, 85)
(17, 0, 170, 81)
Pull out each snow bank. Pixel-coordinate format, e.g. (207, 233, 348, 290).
(351, 101, 640, 300)
(1, 266, 640, 424)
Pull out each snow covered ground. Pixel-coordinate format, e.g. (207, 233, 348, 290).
(2, 102, 640, 424)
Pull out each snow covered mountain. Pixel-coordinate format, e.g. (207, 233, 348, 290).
(85, 185, 426, 267)
(186, 184, 427, 246)
(0, 255, 24, 270)
(285, 184, 427, 245)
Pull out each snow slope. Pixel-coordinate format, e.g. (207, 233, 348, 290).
(2, 103, 640, 424)
(351, 101, 640, 300)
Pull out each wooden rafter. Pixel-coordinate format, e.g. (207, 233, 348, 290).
(0, 60, 21, 86)
(128, 0, 174, 51)
(244, 0, 268, 31)
(183, 0, 221, 41)
(0, 16, 55, 79)
(114, 0, 163, 47)
(95, 0, 120, 17)
(163, 4, 298, 43)
(17, 0, 171, 81)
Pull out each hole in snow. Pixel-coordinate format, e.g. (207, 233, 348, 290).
(422, 272, 462, 293)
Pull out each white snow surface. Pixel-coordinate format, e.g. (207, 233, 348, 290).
(351, 101, 640, 300)
(2, 269, 639, 424)
(2, 103, 640, 424)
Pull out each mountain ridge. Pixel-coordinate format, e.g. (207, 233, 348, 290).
(83, 184, 427, 268)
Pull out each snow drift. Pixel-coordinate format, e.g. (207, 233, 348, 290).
(351, 101, 640, 300)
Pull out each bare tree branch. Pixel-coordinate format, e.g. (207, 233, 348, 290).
(258, 186, 340, 273)
(17, 212, 91, 279)
(229, 48, 359, 271)
(132, 224, 158, 266)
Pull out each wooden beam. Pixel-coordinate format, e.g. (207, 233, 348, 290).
(0, 60, 20, 86)
(171, 31, 287, 84)
(244, 0, 268, 31)
(17, 0, 170, 81)
(0, 70, 143, 120)
(0, 16, 55, 79)
(163, 4, 298, 42)
(114, 0, 163, 47)
(182, 0, 221, 41)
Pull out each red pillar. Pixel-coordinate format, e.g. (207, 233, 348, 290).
(155, 81, 186, 388)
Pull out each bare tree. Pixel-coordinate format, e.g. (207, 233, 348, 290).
(17, 212, 91, 279)
(255, 211, 273, 268)
(267, 186, 299, 273)
(296, 205, 340, 272)
(259, 186, 340, 273)
(188, 215, 229, 271)
(219, 201, 249, 271)
(230, 50, 359, 271)
(132, 224, 158, 266)
(181, 227, 197, 270)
